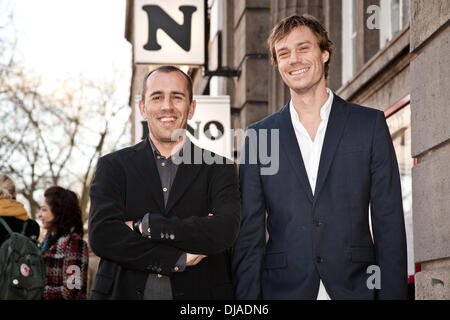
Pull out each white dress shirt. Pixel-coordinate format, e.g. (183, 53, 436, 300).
(289, 88, 334, 300)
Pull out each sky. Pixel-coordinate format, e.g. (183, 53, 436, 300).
(2, 0, 132, 218)
(10, 0, 132, 84)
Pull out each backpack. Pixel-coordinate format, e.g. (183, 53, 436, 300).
(0, 217, 46, 300)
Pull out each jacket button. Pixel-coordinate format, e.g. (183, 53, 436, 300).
(174, 266, 179, 272)
(316, 256, 323, 263)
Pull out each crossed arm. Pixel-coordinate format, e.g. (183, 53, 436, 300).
(89, 155, 240, 275)
(124, 217, 211, 267)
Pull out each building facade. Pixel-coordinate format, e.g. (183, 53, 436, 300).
(125, 0, 450, 299)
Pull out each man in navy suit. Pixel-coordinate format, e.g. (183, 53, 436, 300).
(232, 14, 408, 300)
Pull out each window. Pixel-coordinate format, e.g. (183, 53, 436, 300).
(342, 0, 357, 84)
(380, 0, 410, 48)
(386, 100, 415, 281)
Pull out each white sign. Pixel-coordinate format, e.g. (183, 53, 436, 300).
(188, 95, 231, 158)
(134, 0, 205, 65)
(134, 95, 232, 159)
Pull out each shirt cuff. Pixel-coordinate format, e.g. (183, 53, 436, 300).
(142, 213, 151, 238)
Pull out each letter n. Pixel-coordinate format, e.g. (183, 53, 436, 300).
(142, 5, 197, 51)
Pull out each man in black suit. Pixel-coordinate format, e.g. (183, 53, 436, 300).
(232, 14, 408, 299)
(88, 66, 240, 300)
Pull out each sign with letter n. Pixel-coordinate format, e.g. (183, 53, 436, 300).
(134, 0, 205, 65)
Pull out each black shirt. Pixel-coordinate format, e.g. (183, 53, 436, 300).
(143, 138, 186, 300)
(148, 138, 180, 207)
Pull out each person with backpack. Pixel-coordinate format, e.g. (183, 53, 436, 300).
(0, 174, 40, 245)
(0, 174, 44, 300)
(38, 186, 89, 300)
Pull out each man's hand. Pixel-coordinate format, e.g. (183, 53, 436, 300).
(125, 220, 142, 233)
(125, 220, 133, 230)
(186, 253, 207, 266)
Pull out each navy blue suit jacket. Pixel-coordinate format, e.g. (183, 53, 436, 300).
(232, 94, 408, 300)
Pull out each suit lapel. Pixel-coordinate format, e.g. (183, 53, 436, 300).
(165, 141, 203, 214)
(313, 94, 350, 203)
(278, 104, 314, 203)
(130, 138, 165, 213)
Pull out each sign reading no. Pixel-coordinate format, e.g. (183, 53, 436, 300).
(134, 0, 205, 65)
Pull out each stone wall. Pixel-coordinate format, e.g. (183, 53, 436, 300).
(410, 0, 450, 300)
(231, 0, 270, 130)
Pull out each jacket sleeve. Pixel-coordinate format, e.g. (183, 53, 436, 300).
(370, 110, 408, 299)
(231, 130, 267, 300)
(146, 162, 241, 255)
(88, 155, 183, 276)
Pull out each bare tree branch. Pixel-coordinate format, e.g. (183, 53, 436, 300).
(1, 60, 130, 222)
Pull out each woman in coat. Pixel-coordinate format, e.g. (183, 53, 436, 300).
(38, 186, 89, 300)
(0, 174, 40, 246)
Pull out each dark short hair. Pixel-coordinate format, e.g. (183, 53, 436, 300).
(268, 14, 334, 79)
(44, 186, 83, 237)
(141, 66, 193, 103)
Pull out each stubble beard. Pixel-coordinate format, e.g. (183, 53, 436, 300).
(149, 114, 189, 144)
(289, 69, 325, 96)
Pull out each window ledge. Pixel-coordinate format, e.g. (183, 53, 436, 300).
(336, 24, 410, 100)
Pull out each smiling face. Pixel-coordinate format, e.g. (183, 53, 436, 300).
(274, 26, 329, 95)
(139, 70, 196, 145)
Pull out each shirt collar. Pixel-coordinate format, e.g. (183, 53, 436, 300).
(148, 136, 186, 159)
(289, 88, 334, 122)
(148, 136, 159, 157)
(320, 88, 334, 121)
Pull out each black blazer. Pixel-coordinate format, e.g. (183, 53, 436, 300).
(88, 138, 241, 300)
(232, 94, 408, 299)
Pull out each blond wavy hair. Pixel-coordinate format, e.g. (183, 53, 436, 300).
(0, 174, 16, 199)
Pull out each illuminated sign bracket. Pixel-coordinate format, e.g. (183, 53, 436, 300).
(202, 30, 241, 78)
